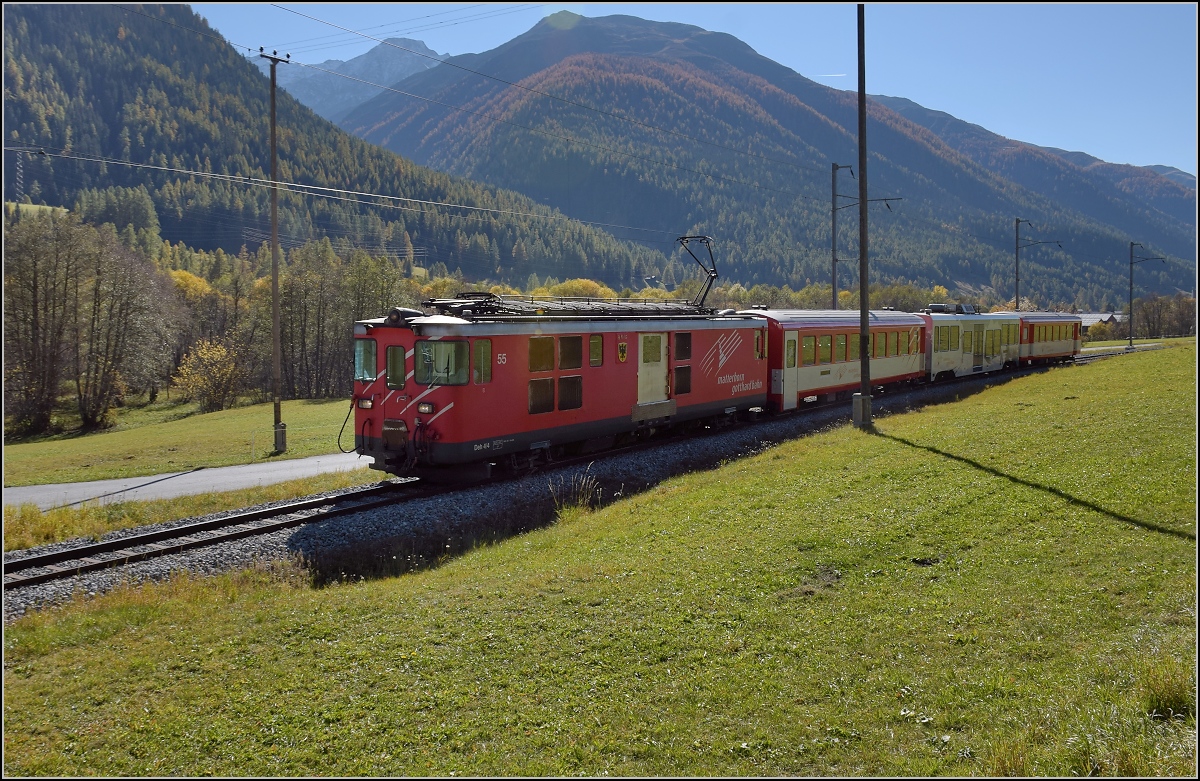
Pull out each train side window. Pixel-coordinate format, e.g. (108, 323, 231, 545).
(674, 365, 692, 395)
(818, 335, 832, 364)
(785, 338, 797, 369)
(897, 330, 908, 356)
(937, 326, 950, 353)
(886, 331, 897, 356)
(590, 335, 603, 367)
(801, 336, 816, 366)
(528, 378, 554, 414)
(834, 334, 846, 362)
(559, 335, 583, 370)
(962, 330, 973, 354)
(529, 337, 554, 372)
(849, 334, 860, 361)
(949, 326, 960, 351)
(874, 333, 887, 359)
(473, 339, 492, 384)
(675, 332, 692, 360)
(386, 345, 405, 389)
(354, 339, 378, 382)
(755, 330, 767, 359)
(558, 376, 583, 410)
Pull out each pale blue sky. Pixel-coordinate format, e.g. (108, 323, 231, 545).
(192, 3, 1198, 176)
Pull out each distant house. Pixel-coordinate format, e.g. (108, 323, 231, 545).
(1078, 313, 1122, 334)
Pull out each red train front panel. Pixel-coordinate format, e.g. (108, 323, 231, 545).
(353, 315, 768, 472)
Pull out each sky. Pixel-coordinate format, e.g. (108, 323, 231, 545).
(191, 3, 1198, 176)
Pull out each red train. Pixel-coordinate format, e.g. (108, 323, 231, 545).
(351, 293, 1081, 480)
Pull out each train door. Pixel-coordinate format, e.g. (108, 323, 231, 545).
(782, 330, 798, 411)
(972, 324, 984, 370)
(637, 332, 668, 404)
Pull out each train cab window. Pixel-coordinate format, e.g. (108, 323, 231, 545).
(558, 376, 583, 410)
(849, 334, 860, 361)
(785, 338, 797, 369)
(559, 336, 583, 370)
(415, 340, 469, 385)
(473, 340, 492, 384)
(528, 378, 554, 414)
(676, 364, 696, 393)
(529, 337, 554, 372)
(590, 335, 603, 367)
(801, 336, 816, 366)
(818, 335, 832, 364)
(354, 339, 377, 382)
(834, 334, 846, 362)
(386, 345, 405, 390)
(675, 332, 692, 360)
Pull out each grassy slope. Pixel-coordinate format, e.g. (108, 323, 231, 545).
(3, 399, 354, 487)
(3, 344, 1195, 776)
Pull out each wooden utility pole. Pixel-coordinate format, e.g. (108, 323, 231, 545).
(261, 49, 289, 453)
(853, 4, 872, 428)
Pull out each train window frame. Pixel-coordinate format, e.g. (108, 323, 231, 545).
(354, 339, 377, 382)
(529, 336, 554, 372)
(590, 335, 603, 367)
(415, 340, 469, 386)
(674, 332, 692, 361)
(528, 378, 554, 414)
(473, 339, 492, 385)
(559, 335, 583, 370)
(558, 375, 583, 410)
(674, 365, 692, 395)
(386, 345, 405, 390)
(818, 335, 832, 364)
(801, 336, 816, 366)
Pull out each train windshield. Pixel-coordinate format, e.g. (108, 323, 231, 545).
(354, 339, 377, 382)
(415, 340, 469, 386)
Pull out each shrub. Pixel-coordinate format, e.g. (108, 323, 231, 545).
(172, 338, 246, 412)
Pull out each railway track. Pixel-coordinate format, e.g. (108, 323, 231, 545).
(1, 480, 426, 589)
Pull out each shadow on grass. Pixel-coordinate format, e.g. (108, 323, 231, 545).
(870, 430, 1196, 542)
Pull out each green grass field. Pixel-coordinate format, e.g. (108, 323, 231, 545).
(3, 343, 1195, 776)
(3, 398, 355, 487)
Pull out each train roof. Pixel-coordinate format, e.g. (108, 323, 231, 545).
(1003, 310, 1083, 322)
(744, 309, 926, 328)
(418, 293, 746, 322)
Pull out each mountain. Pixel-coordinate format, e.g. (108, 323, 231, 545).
(339, 11, 1195, 309)
(251, 38, 442, 124)
(870, 95, 1196, 232)
(3, 4, 670, 288)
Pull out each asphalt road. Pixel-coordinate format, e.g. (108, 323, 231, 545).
(5, 452, 369, 510)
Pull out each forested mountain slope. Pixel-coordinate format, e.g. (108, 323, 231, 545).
(3, 4, 670, 289)
(342, 11, 1195, 309)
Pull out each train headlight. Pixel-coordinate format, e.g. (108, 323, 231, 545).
(356, 398, 373, 409)
(417, 402, 435, 414)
